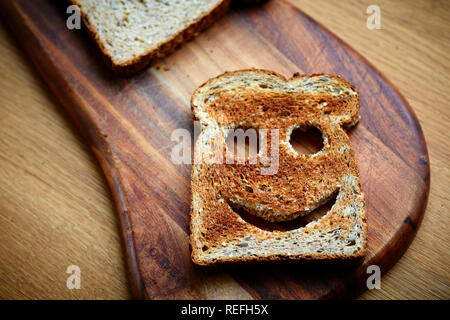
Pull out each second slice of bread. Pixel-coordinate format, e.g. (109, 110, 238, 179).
(71, 0, 230, 74)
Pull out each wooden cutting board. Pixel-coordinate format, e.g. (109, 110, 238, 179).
(1, 0, 430, 299)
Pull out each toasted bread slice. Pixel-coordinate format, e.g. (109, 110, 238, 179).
(190, 69, 367, 265)
(71, 0, 230, 75)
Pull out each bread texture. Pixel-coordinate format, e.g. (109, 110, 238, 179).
(71, 0, 230, 75)
(190, 69, 367, 266)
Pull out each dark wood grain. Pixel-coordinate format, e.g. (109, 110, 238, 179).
(0, 0, 430, 299)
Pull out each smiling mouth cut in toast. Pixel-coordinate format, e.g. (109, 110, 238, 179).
(227, 190, 338, 232)
(190, 69, 367, 266)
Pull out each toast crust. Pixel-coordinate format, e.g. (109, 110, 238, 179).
(71, 0, 231, 75)
(190, 69, 367, 266)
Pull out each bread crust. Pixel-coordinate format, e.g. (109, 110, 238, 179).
(190, 69, 367, 266)
(71, 0, 231, 75)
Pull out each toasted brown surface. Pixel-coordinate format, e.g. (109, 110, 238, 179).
(190, 69, 367, 265)
(71, 0, 230, 75)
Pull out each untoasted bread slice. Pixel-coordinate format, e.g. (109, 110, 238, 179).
(190, 69, 367, 265)
(71, 0, 230, 75)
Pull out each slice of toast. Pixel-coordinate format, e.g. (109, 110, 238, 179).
(190, 69, 367, 265)
(71, 0, 230, 75)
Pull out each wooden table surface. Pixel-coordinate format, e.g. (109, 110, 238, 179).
(0, 0, 448, 299)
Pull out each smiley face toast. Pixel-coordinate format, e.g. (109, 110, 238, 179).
(190, 69, 367, 265)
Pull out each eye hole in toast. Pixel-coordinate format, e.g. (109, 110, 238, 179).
(227, 191, 338, 232)
(225, 127, 260, 161)
(289, 126, 324, 155)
